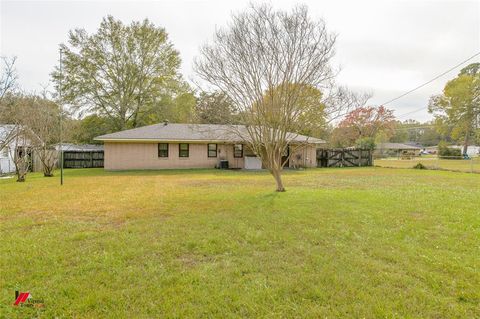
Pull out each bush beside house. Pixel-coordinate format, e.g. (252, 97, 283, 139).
(438, 142, 462, 159)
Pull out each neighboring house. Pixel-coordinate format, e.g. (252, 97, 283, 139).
(404, 142, 424, 149)
(450, 145, 480, 157)
(0, 128, 15, 174)
(424, 145, 438, 154)
(375, 142, 421, 157)
(424, 145, 479, 156)
(0, 124, 35, 174)
(95, 123, 325, 170)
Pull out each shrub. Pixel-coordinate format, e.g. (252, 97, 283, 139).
(438, 141, 462, 159)
(413, 163, 427, 169)
(355, 137, 376, 150)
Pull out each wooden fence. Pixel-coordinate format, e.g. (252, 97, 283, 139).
(63, 151, 104, 168)
(317, 148, 373, 167)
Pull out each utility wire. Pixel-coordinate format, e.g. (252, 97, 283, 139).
(381, 51, 480, 118)
(391, 125, 435, 131)
(397, 106, 431, 119)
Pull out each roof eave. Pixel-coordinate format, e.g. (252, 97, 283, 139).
(95, 137, 324, 144)
(95, 138, 243, 143)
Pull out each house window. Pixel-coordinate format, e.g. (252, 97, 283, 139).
(179, 143, 189, 157)
(158, 143, 168, 158)
(208, 143, 217, 157)
(234, 144, 243, 158)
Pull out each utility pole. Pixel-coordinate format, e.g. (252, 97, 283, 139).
(59, 48, 64, 185)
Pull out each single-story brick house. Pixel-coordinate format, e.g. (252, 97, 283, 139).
(95, 123, 325, 170)
(374, 142, 421, 157)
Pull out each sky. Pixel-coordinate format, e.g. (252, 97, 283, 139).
(1, 0, 479, 122)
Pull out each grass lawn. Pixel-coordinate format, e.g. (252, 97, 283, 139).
(1, 167, 479, 318)
(375, 156, 480, 173)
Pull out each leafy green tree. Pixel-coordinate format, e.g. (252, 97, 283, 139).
(136, 88, 196, 126)
(71, 114, 112, 144)
(356, 137, 376, 150)
(256, 83, 328, 138)
(330, 106, 396, 147)
(194, 91, 239, 124)
(52, 16, 193, 130)
(417, 126, 443, 146)
(294, 85, 329, 139)
(388, 120, 443, 146)
(429, 63, 480, 154)
(459, 63, 480, 76)
(388, 121, 409, 143)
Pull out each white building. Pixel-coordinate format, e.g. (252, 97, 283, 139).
(0, 124, 35, 174)
(0, 125, 16, 174)
(451, 145, 480, 157)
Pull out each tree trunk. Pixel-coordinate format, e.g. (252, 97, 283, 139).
(271, 169, 285, 192)
(463, 131, 469, 156)
(15, 156, 28, 182)
(40, 149, 56, 177)
(16, 168, 27, 182)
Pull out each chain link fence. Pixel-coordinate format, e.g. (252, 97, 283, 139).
(374, 155, 480, 173)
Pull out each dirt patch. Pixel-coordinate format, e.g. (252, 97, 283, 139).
(410, 211, 426, 220)
(176, 253, 215, 268)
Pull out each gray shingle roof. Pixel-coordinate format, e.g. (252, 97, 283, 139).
(0, 124, 40, 146)
(55, 143, 104, 151)
(95, 123, 325, 144)
(0, 124, 16, 141)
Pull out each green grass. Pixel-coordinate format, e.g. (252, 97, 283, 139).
(1, 167, 479, 318)
(375, 156, 480, 173)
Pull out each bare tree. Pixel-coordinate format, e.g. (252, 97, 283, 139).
(0, 56, 19, 161)
(0, 58, 58, 179)
(10, 126, 31, 182)
(0, 56, 17, 103)
(6, 100, 35, 182)
(2, 93, 57, 180)
(26, 95, 61, 177)
(195, 4, 364, 191)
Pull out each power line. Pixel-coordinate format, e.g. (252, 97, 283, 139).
(397, 106, 431, 119)
(391, 125, 434, 131)
(381, 51, 480, 118)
